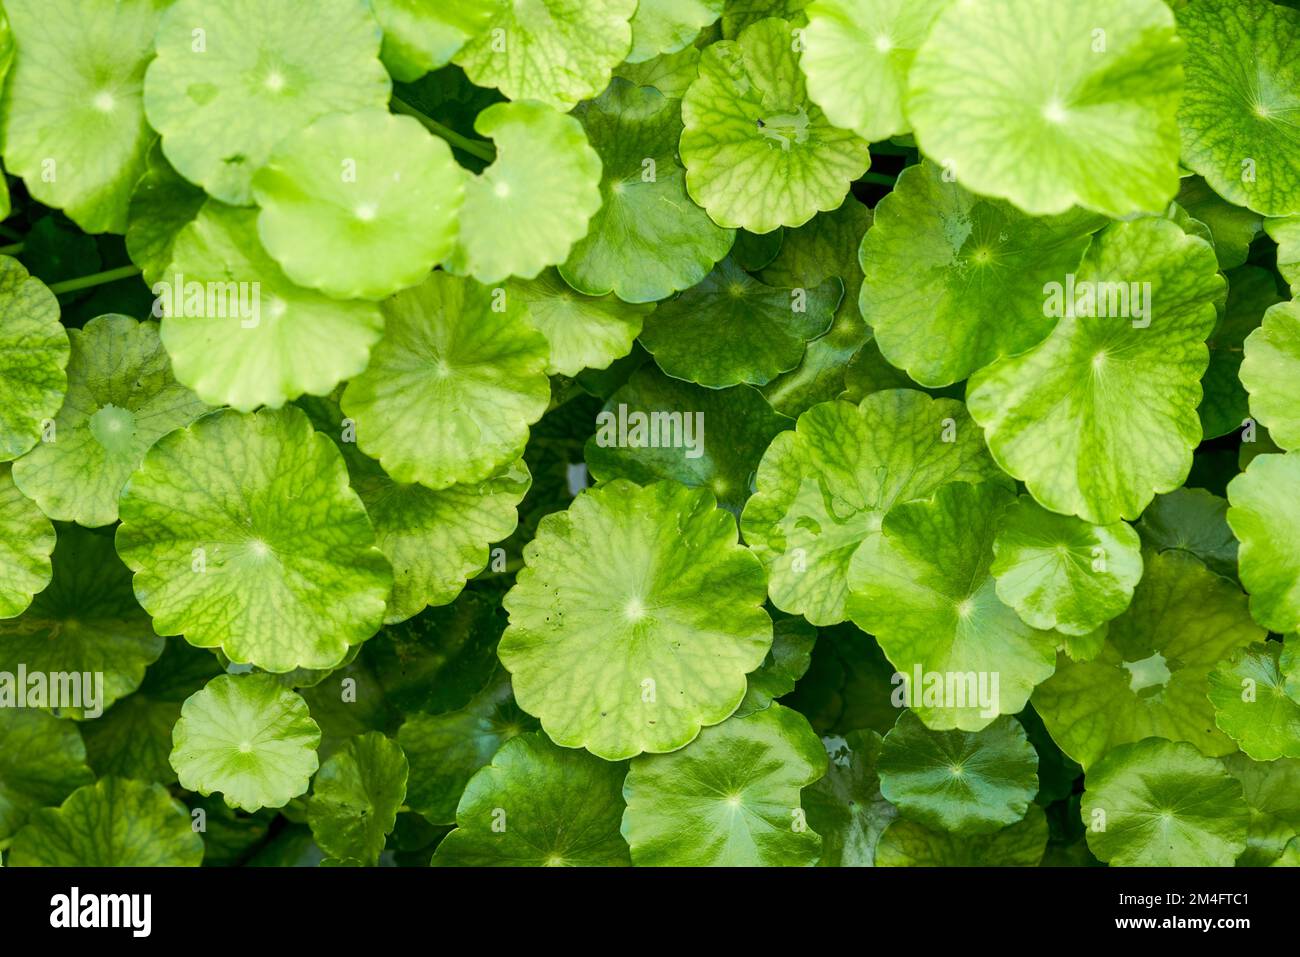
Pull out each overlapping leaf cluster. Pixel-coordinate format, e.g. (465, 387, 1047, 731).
(1, 0, 1299, 868)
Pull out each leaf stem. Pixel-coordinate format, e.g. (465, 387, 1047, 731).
(0, 242, 23, 256)
(48, 264, 143, 295)
(391, 97, 496, 163)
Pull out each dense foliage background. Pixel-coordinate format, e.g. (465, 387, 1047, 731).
(1, 0, 1300, 867)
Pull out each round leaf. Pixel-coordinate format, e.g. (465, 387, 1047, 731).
(991, 495, 1143, 636)
(501, 479, 772, 760)
(1241, 300, 1300, 451)
(1209, 642, 1300, 761)
(743, 390, 1007, 626)
(802, 729, 897, 867)
(0, 709, 93, 843)
(800, 0, 948, 142)
(0, 464, 54, 619)
(340, 271, 551, 490)
(508, 269, 651, 377)
(907, 0, 1183, 218)
(1033, 549, 1264, 768)
(0, 0, 166, 233)
(585, 364, 791, 513)
(159, 201, 384, 412)
(8, 777, 204, 867)
(641, 257, 840, 388)
(0, 257, 68, 462)
(1081, 737, 1248, 867)
(1136, 487, 1238, 579)
(125, 145, 207, 287)
(878, 711, 1037, 834)
(372, 0, 503, 81)
(13, 315, 210, 527)
(1176, 0, 1300, 217)
(860, 162, 1103, 387)
(115, 406, 392, 673)
(0, 526, 164, 716)
(846, 481, 1058, 730)
(680, 18, 871, 232)
(967, 217, 1224, 524)
(143, 0, 392, 205)
(446, 101, 603, 284)
(875, 803, 1047, 867)
(308, 731, 408, 866)
(1227, 452, 1300, 633)
(453, 0, 637, 111)
(170, 673, 321, 812)
(560, 79, 735, 304)
(735, 616, 817, 717)
(432, 731, 630, 866)
(252, 110, 464, 300)
(621, 703, 825, 866)
(629, 0, 723, 62)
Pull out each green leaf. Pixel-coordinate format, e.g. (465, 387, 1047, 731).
(125, 145, 207, 287)
(9, 777, 204, 866)
(641, 258, 840, 388)
(847, 481, 1057, 730)
(585, 364, 791, 513)
(143, 0, 392, 206)
(500, 479, 771, 759)
(0, 257, 69, 463)
(877, 711, 1036, 833)
(1274, 838, 1300, 867)
(252, 110, 463, 300)
(735, 616, 817, 717)
(622, 703, 825, 865)
(0, 0, 166, 233)
(967, 217, 1224, 524)
(170, 673, 321, 812)
(398, 668, 538, 825)
(0, 709, 93, 843)
(991, 494, 1143, 636)
(308, 731, 408, 866)
(300, 394, 530, 624)
(723, 0, 810, 37)
(1201, 266, 1285, 440)
(907, 0, 1183, 218)
(1266, 215, 1300, 295)
(1176, 0, 1300, 217)
(1033, 549, 1264, 768)
(372, 0, 503, 81)
(758, 197, 873, 416)
(1209, 642, 1300, 761)
(1136, 487, 1238, 579)
(680, 18, 871, 232)
(615, 43, 703, 98)
(159, 201, 384, 412)
(629, 0, 723, 62)
(341, 272, 551, 490)
(432, 731, 630, 866)
(1227, 452, 1300, 633)
(560, 79, 735, 304)
(508, 270, 651, 378)
(1177, 175, 1264, 270)
(802, 729, 897, 866)
(115, 406, 392, 673)
(80, 638, 222, 784)
(875, 803, 1047, 867)
(0, 526, 164, 716)
(12, 316, 210, 527)
(1082, 737, 1248, 867)
(446, 102, 602, 284)
(1241, 300, 1300, 451)
(0, 463, 55, 619)
(742, 390, 1007, 626)
(453, 0, 638, 111)
(1222, 751, 1300, 866)
(860, 162, 1103, 387)
(800, 0, 948, 142)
